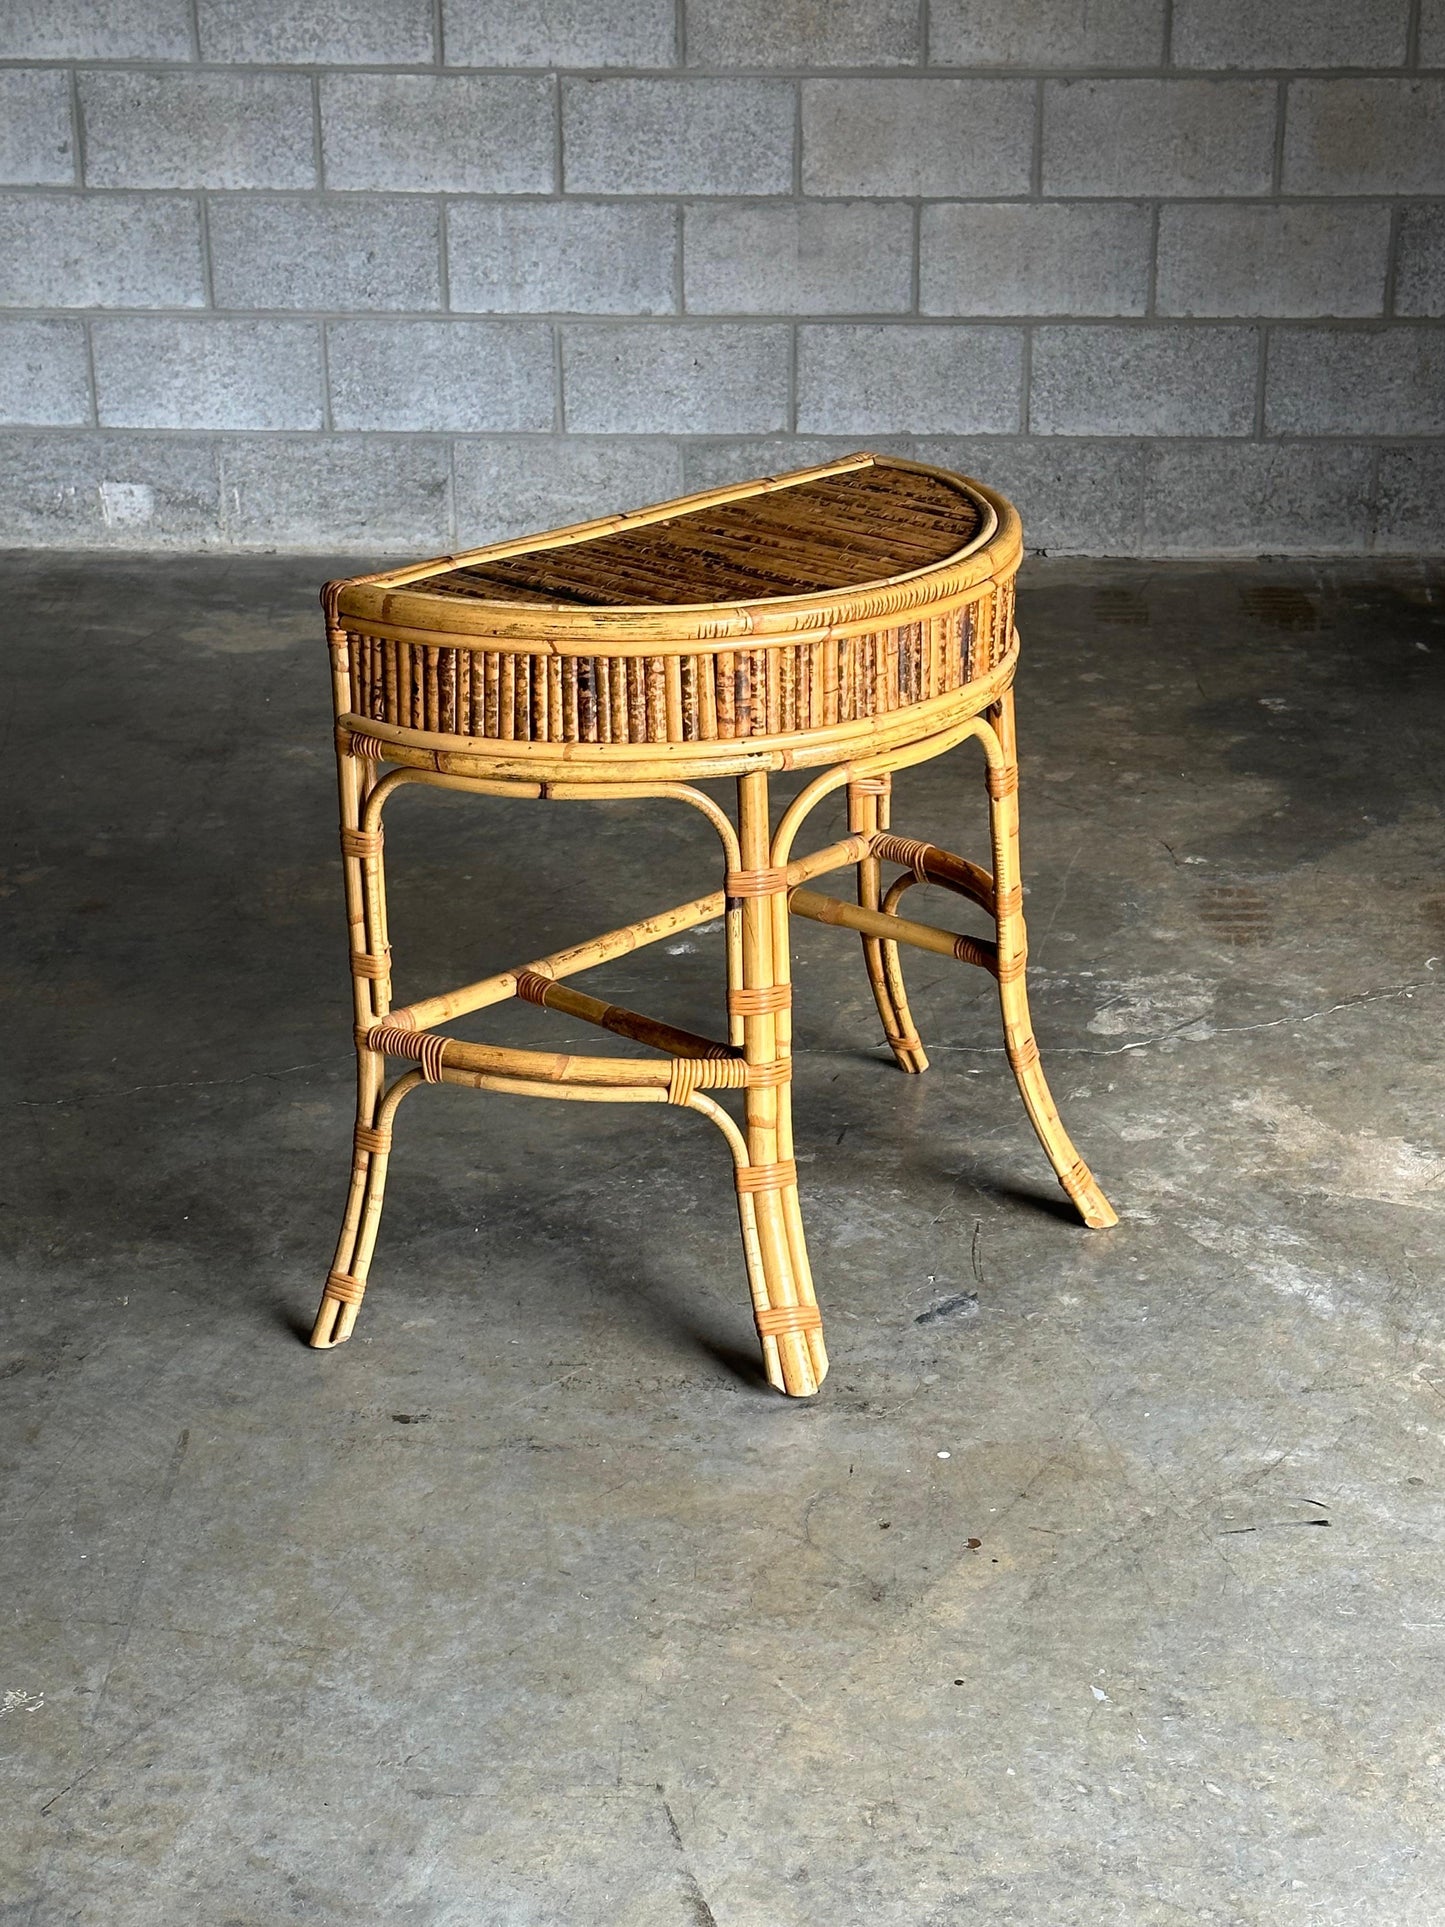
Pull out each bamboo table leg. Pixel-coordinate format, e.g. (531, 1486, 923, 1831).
(985, 690, 1117, 1230)
(849, 774, 928, 1074)
(733, 772, 827, 1396)
(312, 722, 408, 1346)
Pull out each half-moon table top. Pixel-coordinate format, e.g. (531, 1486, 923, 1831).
(427, 459, 987, 607)
(329, 454, 1017, 647)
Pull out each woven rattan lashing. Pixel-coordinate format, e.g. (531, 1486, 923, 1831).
(310, 454, 1116, 1396)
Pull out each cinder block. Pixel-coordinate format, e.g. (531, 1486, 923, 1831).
(79, 73, 314, 190)
(1396, 208, 1445, 320)
(210, 200, 442, 312)
(220, 437, 451, 548)
(1284, 81, 1445, 194)
(1171, 0, 1408, 69)
(1265, 328, 1445, 435)
(930, 0, 1163, 67)
(797, 325, 1025, 435)
(1423, 0, 1445, 63)
(687, 0, 920, 67)
(0, 433, 223, 546)
(328, 321, 554, 430)
(93, 320, 324, 430)
(1031, 326, 1258, 434)
(0, 320, 91, 426)
(6, 0, 191, 58)
(803, 81, 1033, 197)
(563, 324, 790, 433)
(1043, 80, 1275, 196)
(322, 76, 554, 194)
(681, 436, 919, 494)
(0, 72, 75, 186)
(453, 438, 684, 542)
(0, 194, 205, 309)
(1156, 205, 1390, 318)
(449, 202, 677, 315)
(914, 437, 1147, 552)
(1374, 446, 1445, 553)
(1142, 442, 1373, 553)
(920, 204, 1151, 317)
(197, 0, 434, 63)
(564, 80, 793, 196)
(443, 0, 676, 66)
(684, 203, 912, 316)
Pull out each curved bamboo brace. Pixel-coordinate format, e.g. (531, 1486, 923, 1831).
(769, 713, 994, 873)
(360, 766, 742, 870)
(769, 725, 979, 1096)
(850, 711, 994, 790)
(765, 728, 991, 1090)
(360, 764, 747, 1042)
(685, 1088, 749, 1166)
(663, 785, 746, 1045)
(560, 781, 742, 873)
(876, 873, 998, 973)
(771, 762, 854, 873)
(874, 835, 996, 917)
(639, 782, 747, 1047)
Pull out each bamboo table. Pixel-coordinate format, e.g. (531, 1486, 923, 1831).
(311, 454, 1115, 1396)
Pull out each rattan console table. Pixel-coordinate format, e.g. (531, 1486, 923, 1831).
(311, 454, 1115, 1396)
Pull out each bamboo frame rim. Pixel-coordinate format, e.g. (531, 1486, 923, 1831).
(329, 456, 1019, 650)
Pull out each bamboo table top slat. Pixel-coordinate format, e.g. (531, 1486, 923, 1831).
(425, 462, 986, 607)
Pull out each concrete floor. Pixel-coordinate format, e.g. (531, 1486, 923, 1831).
(2, 552, 1444, 1926)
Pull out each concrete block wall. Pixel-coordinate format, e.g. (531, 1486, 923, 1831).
(1, 0, 1442, 554)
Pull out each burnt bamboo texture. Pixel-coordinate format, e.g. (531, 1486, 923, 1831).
(310, 454, 1116, 1397)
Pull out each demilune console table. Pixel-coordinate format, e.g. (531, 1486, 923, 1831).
(310, 454, 1115, 1396)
